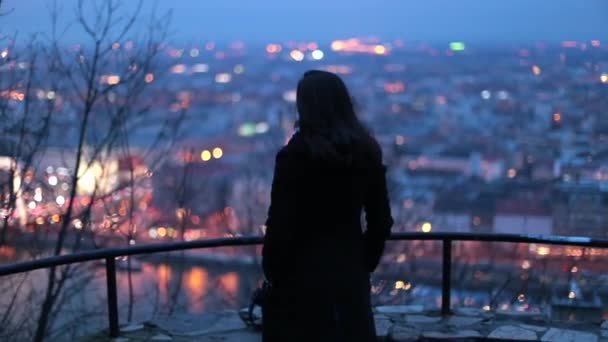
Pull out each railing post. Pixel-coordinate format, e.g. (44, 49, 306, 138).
(105, 257, 119, 337)
(441, 239, 452, 315)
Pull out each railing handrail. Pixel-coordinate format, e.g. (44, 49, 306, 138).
(0, 236, 264, 277)
(3, 231, 608, 337)
(2, 232, 607, 277)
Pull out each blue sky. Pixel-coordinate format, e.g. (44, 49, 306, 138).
(2, 0, 608, 44)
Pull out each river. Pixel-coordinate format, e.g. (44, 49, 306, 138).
(0, 248, 263, 341)
(2, 240, 608, 340)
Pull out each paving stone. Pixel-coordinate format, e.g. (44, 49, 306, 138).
(195, 330, 260, 341)
(389, 324, 420, 342)
(86, 310, 608, 342)
(376, 305, 424, 315)
(446, 315, 484, 327)
(375, 316, 394, 338)
(422, 329, 482, 339)
(453, 307, 489, 317)
(518, 324, 548, 333)
(489, 325, 538, 341)
(404, 315, 442, 324)
(183, 314, 246, 336)
(121, 323, 144, 332)
(541, 328, 598, 342)
(150, 312, 246, 337)
(496, 310, 545, 319)
(120, 328, 150, 339)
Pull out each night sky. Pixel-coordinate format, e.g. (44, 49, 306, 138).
(3, 0, 608, 44)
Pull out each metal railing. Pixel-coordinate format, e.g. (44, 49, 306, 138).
(1, 232, 608, 338)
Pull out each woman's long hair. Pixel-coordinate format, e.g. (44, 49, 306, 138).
(295, 70, 379, 165)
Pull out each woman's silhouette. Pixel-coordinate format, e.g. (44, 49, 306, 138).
(262, 70, 393, 342)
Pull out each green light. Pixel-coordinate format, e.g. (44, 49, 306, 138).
(449, 42, 466, 51)
(238, 123, 256, 137)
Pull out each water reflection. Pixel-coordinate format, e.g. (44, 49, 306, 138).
(218, 271, 240, 306)
(220, 272, 239, 295)
(156, 263, 171, 303)
(3, 240, 608, 339)
(184, 266, 208, 312)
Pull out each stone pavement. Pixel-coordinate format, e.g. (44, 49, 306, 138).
(80, 306, 608, 341)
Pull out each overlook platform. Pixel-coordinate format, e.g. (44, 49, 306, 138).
(4, 233, 608, 341)
(80, 306, 608, 342)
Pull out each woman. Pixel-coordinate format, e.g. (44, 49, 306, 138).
(262, 70, 393, 342)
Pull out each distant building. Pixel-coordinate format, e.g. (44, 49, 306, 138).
(493, 192, 552, 235)
(433, 188, 472, 233)
(433, 180, 553, 235)
(552, 182, 608, 238)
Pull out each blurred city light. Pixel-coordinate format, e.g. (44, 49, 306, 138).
(266, 43, 282, 53)
(255, 122, 270, 134)
(449, 42, 466, 51)
(171, 64, 187, 74)
(48, 175, 58, 186)
(311, 49, 324, 60)
(373, 45, 386, 55)
(201, 150, 211, 161)
(233, 64, 245, 74)
(537, 246, 551, 256)
(330, 39, 388, 55)
(73, 219, 83, 229)
(282, 90, 297, 102)
(290, 50, 305, 61)
(192, 63, 209, 73)
(106, 75, 120, 85)
(238, 123, 256, 137)
(212, 147, 223, 159)
(215, 73, 232, 83)
(384, 81, 405, 93)
(55, 196, 65, 206)
(553, 112, 562, 122)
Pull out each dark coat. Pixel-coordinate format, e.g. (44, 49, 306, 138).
(262, 132, 393, 342)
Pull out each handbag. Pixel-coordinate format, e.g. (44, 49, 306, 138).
(241, 280, 272, 329)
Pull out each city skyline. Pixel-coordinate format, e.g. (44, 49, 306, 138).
(2, 0, 608, 44)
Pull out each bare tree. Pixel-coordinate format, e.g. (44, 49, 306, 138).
(0, 0, 13, 16)
(23, 1, 174, 340)
(0, 30, 59, 340)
